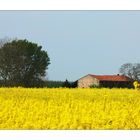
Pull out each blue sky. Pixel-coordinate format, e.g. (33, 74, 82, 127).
(0, 11, 140, 81)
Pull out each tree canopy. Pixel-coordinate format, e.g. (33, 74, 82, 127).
(0, 39, 50, 87)
(119, 63, 140, 81)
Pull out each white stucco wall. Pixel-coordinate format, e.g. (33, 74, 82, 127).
(77, 75, 99, 88)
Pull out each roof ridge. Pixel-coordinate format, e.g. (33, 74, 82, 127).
(89, 74, 131, 81)
(90, 74, 127, 76)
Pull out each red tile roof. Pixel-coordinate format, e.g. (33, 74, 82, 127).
(90, 74, 131, 81)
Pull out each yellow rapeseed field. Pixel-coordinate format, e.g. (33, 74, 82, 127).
(0, 88, 140, 129)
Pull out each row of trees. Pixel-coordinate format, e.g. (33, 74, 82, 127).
(45, 80, 77, 88)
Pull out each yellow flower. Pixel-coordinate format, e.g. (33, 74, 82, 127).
(0, 87, 140, 129)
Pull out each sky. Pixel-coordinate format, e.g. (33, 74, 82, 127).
(0, 11, 140, 81)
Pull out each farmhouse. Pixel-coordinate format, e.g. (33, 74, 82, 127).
(77, 74, 133, 88)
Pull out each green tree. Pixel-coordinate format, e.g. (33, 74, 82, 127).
(0, 39, 50, 87)
(63, 79, 71, 88)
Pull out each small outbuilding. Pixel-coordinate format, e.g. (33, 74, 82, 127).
(77, 74, 133, 88)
